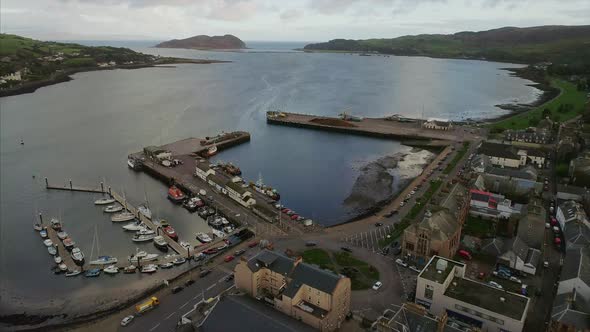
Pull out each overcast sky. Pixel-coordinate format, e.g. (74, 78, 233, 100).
(1, 0, 589, 42)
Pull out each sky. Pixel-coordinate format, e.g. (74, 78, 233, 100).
(1, 0, 589, 42)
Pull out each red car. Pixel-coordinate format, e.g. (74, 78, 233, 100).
(550, 217, 557, 226)
(281, 208, 291, 214)
(248, 241, 259, 248)
(203, 248, 218, 255)
(290, 214, 299, 220)
(224, 255, 235, 262)
(458, 250, 472, 260)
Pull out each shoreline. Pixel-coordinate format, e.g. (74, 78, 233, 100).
(0, 58, 229, 98)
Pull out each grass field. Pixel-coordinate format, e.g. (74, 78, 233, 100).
(490, 78, 587, 130)
(444, 142, 470, 174)
(463, 216, 495, 238)
(301, 249, 379, 290)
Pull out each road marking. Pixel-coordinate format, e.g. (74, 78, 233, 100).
(180, 300, 190, 309)
(165, 312, 176, 320)
(149, 323, 161, 331)
(206, 283, 216, 291)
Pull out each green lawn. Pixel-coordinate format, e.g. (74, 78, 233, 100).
(490, 78, 587, 130)
(462, 216, 495, 238)
(301, 249, 379, 290)
(444, 142, 470, 174)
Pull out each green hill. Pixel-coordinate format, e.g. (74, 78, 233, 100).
(304, 25, 590, 66)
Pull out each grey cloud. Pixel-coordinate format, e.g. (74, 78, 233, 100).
(280, 9, 303, 21)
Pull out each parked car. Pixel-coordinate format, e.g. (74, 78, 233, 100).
(305, 241, 317, 247)
(545, 223, 550, 229)
(203, 248, 218, 255)
(409, 266, 422, 273)
(199, 269, 212, 278)
(552, 226, 560, 234)
(488, 281, 503, 289)
(375, 222, 383, 227)
(224, 274, 235, 282)
(120, 315, 134, 327)
(185, 279, 195, 287)
(395, 258, 408, 268)
(340, 247, 353, 253)
(372, 281, 383, 291)
(458, 249, 472, 260)
(248, 241, 259, 248)
(224, 255, 235, 262)
(234, 249, 246, 256)
(172, 286, 184, 294)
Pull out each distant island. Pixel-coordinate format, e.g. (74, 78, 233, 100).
(155, 34, 246, 50)
(0, 34, 228, 97)
(304, 25, 590, 65)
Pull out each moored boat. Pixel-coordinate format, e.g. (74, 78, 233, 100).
(40, 229, 48, 239)
(162, 225, 178, 241)
(122, 221, 145, 231)
(57, 231, 68, 240)
(85, 268, 101, 277)
(90, 255, 118, 265)
(48, 246, 57, 255)
(43, 239, 53, 247)
(54, 256, 62, 264)
(129, 250, 159, 263)
(65, 269, 81, 277)
(50, 218, 62, 231)
(136, 228, 155, 236)
(63, 237, 75, 250)
(127, 157, 142, 171)
(103, 205, 123, 213)
(111, 212, 135, 222)
(196, 232, 212, 243)
(94, 197, 115, 205)
(167, 186, 186, 204)
(140, 264, 158, 273)
(123, 265, 137, 273)
(159, 262, 173, 269)
(132, 233, 156, 242)
(173, 257, 186, 265)
(71, 247, 85, 264)
(33, 223, 42, 231)
(180, 241, 191, 251)
(58, 263, 68, 272)
(103, 265, 119, 274)
(137, 204, 152, 219)
(153, 236, 169, 252)
(204, 145, 217, 157)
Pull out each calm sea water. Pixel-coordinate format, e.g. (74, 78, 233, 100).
(0, 41, 540, 314)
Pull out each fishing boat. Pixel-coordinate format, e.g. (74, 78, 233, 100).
(122, 221, 145, 231)
(221, 162, 241, 176)
(65, 269, 81, 277)
(103, 265, 119, 274)
(33, 223, 42, 231)
(58, 263, 68, 272)
(94, 197, 115, 205)
(111, 211, 135, 222)
(167, 186, 186, 204)
(85, 268, 101, 277)
(71, 247, 85, 264)
(211, 228, 226, 239)
(129, 250, 159, 263)
(132, 233, 156, 242)
(43, 239, 54, 247)
(123, 265, 137, 274)
(159, 262, 173, 269)
(103, 205, 123, 213)
(50, 218, 62, 231)
(48, 246, 57, 255)
(57, 231, 68, 240)
(40, 229, 48, 239)
(173, 257, 186, 265)
(141, 264, 158, 273)
(54, 256, 62, 264)
(203, 145, 217, 157)
(180, 241, 191, 250)
(251, 173, 281, 201)
(63, 237, 75, 250)
(127, 157, 142, 171)
(183, 197, 200, 212)
(223, 226, 234, 233)
(136, 228, 155, 236)
(207, 216, 223, 228)
(90, 255, 118, 265)
(153, 236, 169, 252)
(137, 204, 152, 219)
(162, 225, 178, 241)
(196, 232, 213, 243)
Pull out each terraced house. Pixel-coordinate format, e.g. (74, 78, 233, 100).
(234, 250, 351, 331)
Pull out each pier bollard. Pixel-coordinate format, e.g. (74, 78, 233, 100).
(69, 179, 73, 190)
(100, 182, 104, 193)
(39, 213, 43, 224)
(45, 177, 49, 188)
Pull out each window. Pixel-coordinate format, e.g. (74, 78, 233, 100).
(406, 242, 415, 251)
(424, 286, 433, 300)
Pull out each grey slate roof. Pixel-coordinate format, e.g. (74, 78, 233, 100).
(560, 247, 590, 287)
(226, 181, 246, 194)
(411, 210, 460, 242)
(247, 250, 294, 275)
(502, 236, 530, 262)
(559, 200, 584, 223)
(551, 291, 590, 331)
(196, 162, 210, 172)
(486, 165, 538, 181)
(517, 214, 546, 250)
(481, 237, 506, 257)
(564, 221, 590, 249)
(479, 142, 520, 160)
(524, 248, 541, 268)
(557, 184, 590, 197)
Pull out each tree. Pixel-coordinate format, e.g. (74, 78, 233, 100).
(528, 117, 540, 126)
(542, 108, 551, 118)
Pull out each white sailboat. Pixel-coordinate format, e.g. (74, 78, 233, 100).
(88, 225, 118, 265)
(128, 249, 159, 263)
(111, 211, 135, 222)
(122, 221, 145, 231)
(95, 197, 116, 205)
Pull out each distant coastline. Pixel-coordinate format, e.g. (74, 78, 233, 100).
(0, 58, 229, 98)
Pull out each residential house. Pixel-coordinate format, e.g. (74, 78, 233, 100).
(469, 189, 523, 220)
(556, 184, 590, 202)
(234, 250, 351, 332)
(372, 303, 466, 332)
(1, 71, 22, 81)
(415, 256, 530, 332)
(556, 200, 590, 249)
(478, 142, 522, 168)
(504, 128, 552, 145)
(480, 165, 541, 196)
(569, 153, 590, 187)
(497, 236, 541, 275)
(550, 247, 590, 332)
(515, 198, 546, 250)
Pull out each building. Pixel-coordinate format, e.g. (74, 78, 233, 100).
(478, 142, 522, 169)
(402, 210, 462, 263)
(556, 200, 590, 249)
(569, 153, 590, 186)
(469, 189, 523, 220)
(556, 184, 590, 202)
(225, 181, 256, 207)
(194, 161, 215, 180)
(415, 256, 530, 332)
(550, 247, 590, 331)
(497, 236, 541, 275)
(0, 71, 22, 81)
(206, 174, 228, 195)
(504, 128, 552, 145)
(478, 166, 542, 196)
(372, 303, 467, 332)
(515, 198, 546, 250)
(520, 149, 546, 168)
(234, 250, 351, 331)
(423, 119, 453, 131)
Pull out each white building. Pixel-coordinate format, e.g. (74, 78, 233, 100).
(415, 256, 530, 332)
(195, 162, 215, 181)
(479, 142, 522, 169)
(225, 181, 256, 207)
(422, 119, 452, 131)
(469, 189, 523, 220)
(1, 71, 22, 81)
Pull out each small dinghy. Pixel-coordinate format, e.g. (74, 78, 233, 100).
(90, 255, 118, 265)
(103, 265, 119, 274)
(65, 269, 81, 277)
(33, 223, 42, 231)
(180, 241, 191, 251)
(103, 205, 123, 213)
(95, 197, 115, 205)
(57, 231, 68, 240)
(111, 212, 135, 222)
(48, 246, 57, 255)
(123, 265, 137, 274)
(122, 221, 145, 231)
(132, 233, 156, 242)
(71, 247, 85, 264)
(58, 263, 68, 272)
(173, 257, 186, 265)
(54, 256, 62, 264)
(136, 228, 155, 236)
(85, 268, 101, 277)
(196, 232, 212, 243)
(43, 239, 53, 247)
(50, 218, 62, 231)
(63, 238, 75, 250)
(40, 229, 48, 239)
(129, 251, 159, 263)
(153, 236, 169, 252)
